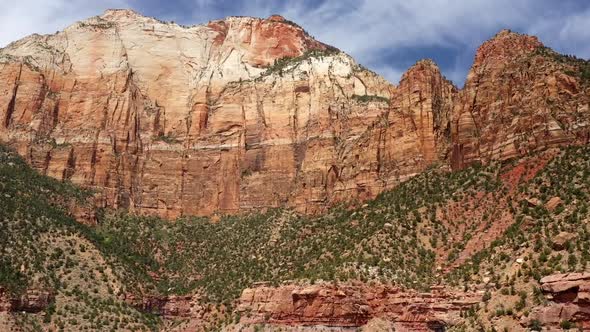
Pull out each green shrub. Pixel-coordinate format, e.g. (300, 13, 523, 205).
(263, 49, 340, 76)
(351, 94, 390, 105)
(560, 320, 574, 329)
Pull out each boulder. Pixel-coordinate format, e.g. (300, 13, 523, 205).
(526, 198, 542, 207)
(545, 197, 563, 211)
(551, 232, 575, 251)
(527, 273, 590, 329)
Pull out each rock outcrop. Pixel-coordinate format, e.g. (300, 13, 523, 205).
(0, 12, 588, 218)
(527, 273, 590, 330)
(0, 287, 54, 313)
(451, 30, 590, 169)
(394, 59, 455, 163)
(545, 196, 563, 211)
(123, 292, 219, 320)
(124, 292, 230, 332)
(551, 232, 575, 251)
(237, 282, 480, 331)
(0, 9, 453, 217)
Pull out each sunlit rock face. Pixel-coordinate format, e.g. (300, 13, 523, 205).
(0, 9, 453, 217)
(526, 273, 590, 330)
(236, 282, 480, 331)
(451, 30, 590, 169)
(1, 12, 587, 218)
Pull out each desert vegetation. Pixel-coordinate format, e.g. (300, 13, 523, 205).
(2, 143, 590, 330)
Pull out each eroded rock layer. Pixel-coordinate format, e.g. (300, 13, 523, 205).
(0, 10, 588, 217)
(451, 30, 590, 168)
(236, 283, 480, 331)
(527, 273, 590, 330)
(0, 9, 453, 217)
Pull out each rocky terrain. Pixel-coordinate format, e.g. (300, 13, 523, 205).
(2, 140, 590, 331)
(528, 273, 590, 330)
(0, 9, 431, 218)
(6, 9, 588, 219)
(1, 8, 590, 332)
(236, 283, 480, 330)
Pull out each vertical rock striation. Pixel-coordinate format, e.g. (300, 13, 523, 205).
(451, 30, 590, 169)
(0, 9, 452, 217)
(0, 13, 588, 217)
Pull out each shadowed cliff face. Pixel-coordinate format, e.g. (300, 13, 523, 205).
(0, 10, 588, 218)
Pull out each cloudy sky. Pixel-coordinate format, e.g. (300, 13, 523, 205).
(1, 0, 589, 85)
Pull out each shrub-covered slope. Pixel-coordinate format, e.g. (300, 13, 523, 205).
(1, 144, 590, 331)
(0, 145, 159, 331)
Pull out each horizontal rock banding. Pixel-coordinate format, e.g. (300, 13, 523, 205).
(527, 273, 590, 329)
(237, 282, 480, 330)
(0, 13, 588, 218)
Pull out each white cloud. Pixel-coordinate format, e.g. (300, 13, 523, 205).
(275, 0, 590, 84)
(0, 0, 130, 47)
(528, 6, 590, 58)
(368, 65, 404, 85)
(2, 0, 589, 85)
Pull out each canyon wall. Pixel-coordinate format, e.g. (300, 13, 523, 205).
(0, 11, 588, 217)
(0, 10, 453, 217)
(451, 30, 590, 168)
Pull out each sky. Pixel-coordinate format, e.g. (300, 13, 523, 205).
(1, 0, 589, 86)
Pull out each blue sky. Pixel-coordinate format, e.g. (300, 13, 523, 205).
(1, 0, 589, 86)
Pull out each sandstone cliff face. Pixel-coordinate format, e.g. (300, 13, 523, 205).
(394, 59, 455, 163)
(527, 273, 590, 330)
(451, 30, 590, 169)
(1, 12, 588, 217)
(0, 9, 451, 217)
(236, 283, 480, 331)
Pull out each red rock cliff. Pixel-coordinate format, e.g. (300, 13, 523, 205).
(236, 282, 480, 331)
(451, 30, 590, 169)
(0, 14, 588, 217)
(0, 9, 452, 217)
